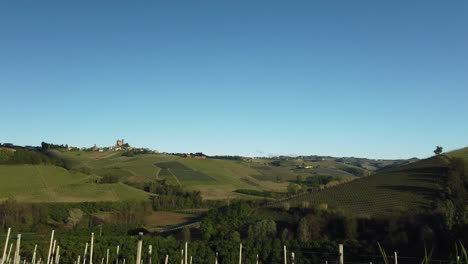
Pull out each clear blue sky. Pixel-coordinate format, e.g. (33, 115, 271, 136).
(1, 1, 467, 159)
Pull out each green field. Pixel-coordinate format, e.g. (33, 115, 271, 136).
(0, 164, 151, 202)
(57, 151, 364, 199)
(1, 148, 442, 202)
(280, 154, 457, 217)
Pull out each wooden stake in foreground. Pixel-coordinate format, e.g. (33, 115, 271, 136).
(106, 249, 109, 264)
(1, 228, 11, 264)
(164, 255, 168, 264)
(394, 252, 397, 264)
(46, 231, 55, 264)
(239, 243, 242, 264)
(184, 242, 188, 264)
(90, 233, 94, 264)
(116, 245, 120, 264)
(32, 244, 37, 264)
(283, 245, 287, 264)
(136, 233, 143, 264)
(55, 246, 60, 264)
(6, 244, 13, 264)
(83, 243, 89, 264)
(14, 234, 21, 264)
(148, 245, 152, 264)
(338, 244, 344, 264)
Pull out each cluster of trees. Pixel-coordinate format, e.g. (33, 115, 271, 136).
(0, 147, 64, 166)
(302, 175, 339, 187)
(0, 200, 48, 231)
(126, 180, 203, 210)
(209, 155, 243, 160)
(121, 149, 151, 157)
(1, 196, 467, 264)
(436, 157, 468, 232)
(40, 142, 69, 150)
(99, 175, 119, 183)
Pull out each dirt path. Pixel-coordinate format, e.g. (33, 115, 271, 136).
(34, 166, 53, 202)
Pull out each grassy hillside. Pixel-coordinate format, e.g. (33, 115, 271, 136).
(281, 154, 454, 217)
(55, 150, 373, 199)
(447, 147, 468, 160)
(0, 164, 151, 202)
(1, 147, 423, 202)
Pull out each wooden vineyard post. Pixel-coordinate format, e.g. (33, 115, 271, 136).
(184, 242, 188, 264)
(116, 246, 120, 264)
(90, 233, 94, 264)
(83, 243, 89, 264)
(52, 240, 57, 264)
(136, 233, 143, 264)
(291, 252, 295, 264)
(55, 246, 60, 264)
(77, 256, 81, 264)
(32, 245, 37, 264)
(106, 249, 109, 264)
(6, 244, 13, 264)
(256, 254, 258, 264)
(339, 244, 344, 264)
(1, 228, 11, 264)
(215, 252, 218, 264)
(394, 252, 397, 264)
(283, 245, 287, 264)
(164, 255, 168, 264)
(13, 234, 21, 264)
(148, 245, 152, 264)
(239, 243, 242, 264)
(47, 231, 54, 264)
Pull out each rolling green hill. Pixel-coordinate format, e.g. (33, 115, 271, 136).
(279, 153, 464, 217)
(447, 147, 468, 160)
(0, 164, 151, 202)
(0, 146, 432, 203)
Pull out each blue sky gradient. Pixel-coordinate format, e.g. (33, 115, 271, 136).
(1, 1, 467, 158)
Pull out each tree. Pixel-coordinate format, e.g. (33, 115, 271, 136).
(297, 214, 321, 242)
(247, 219, 277, 239)
(434, 146, 443, 155)
(287, 183, 301, 194)
(181, 227, 191, 241)
(67, 208, 84, 228)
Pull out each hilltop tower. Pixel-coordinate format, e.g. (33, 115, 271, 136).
(116, 139, 124, 147)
